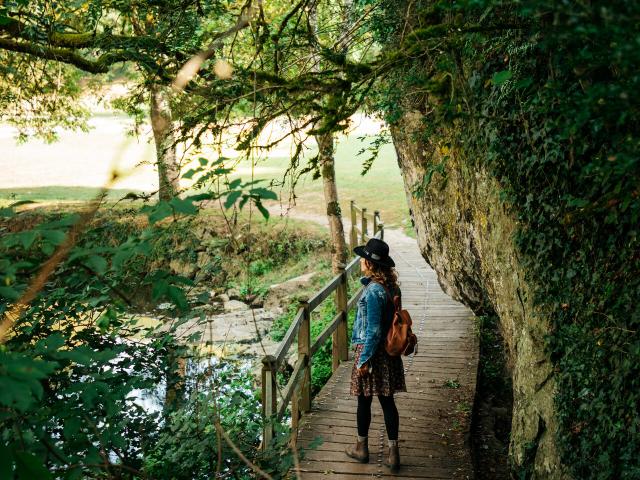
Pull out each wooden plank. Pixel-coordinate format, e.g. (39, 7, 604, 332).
(299, 419, 463, 437)
(296, 439, 457, 458)
(277, 355, 308, 419)
(333, 268, 349, 370)
(274, 308, 305, 365)
(346, 255, 361, 275)
(296, 473, 453, 480)
(299, 303, 312, 413)
(307, 273, 342, 311)
(302, 449, 464, 467)
(298, 459, 463, 478)
(311, 312, 342, 356)
(347, 286, 364, 312)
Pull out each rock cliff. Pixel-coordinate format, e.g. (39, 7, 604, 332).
(391, 112, 566, 478)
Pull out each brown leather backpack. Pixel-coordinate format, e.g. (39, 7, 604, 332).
(377, 283, 418, 356)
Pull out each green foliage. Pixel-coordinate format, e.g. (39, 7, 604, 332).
(443, 378, 461, 389)
(0, 193, 308, 478)
(475, 315, 511, 398)
(0, 51, 89, 142)
(370, 0, 640, 477)
(144, 362, 262, 479)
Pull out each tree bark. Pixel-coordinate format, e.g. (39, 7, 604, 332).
(150, 84, 180, 201)
(309, 3, 348, 274)
(317, 133, 347, 272)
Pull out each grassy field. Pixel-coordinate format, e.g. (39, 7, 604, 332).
(230, 134, 411, 228)
(1, 115, 411, 228)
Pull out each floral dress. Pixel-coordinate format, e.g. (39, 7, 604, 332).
(349, 278, 406, 396)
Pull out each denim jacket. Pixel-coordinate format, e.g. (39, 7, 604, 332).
(351, 277, 393, 368)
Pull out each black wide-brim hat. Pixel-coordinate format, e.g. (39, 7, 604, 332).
(354, 238, 395, 268)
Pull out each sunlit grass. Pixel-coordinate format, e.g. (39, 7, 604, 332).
(1, 114, 411, 227)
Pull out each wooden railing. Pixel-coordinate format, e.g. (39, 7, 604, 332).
(260, 201, 384, 448)
(349, 200, 383, 252)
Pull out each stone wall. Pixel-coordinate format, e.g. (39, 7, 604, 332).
(391, 111, 568, 478)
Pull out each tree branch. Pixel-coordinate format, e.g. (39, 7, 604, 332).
(0, 37, 132, 74)
(172, 0, 258, 91)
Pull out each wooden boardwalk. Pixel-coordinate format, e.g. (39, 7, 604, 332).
(296, 231, 478, 479)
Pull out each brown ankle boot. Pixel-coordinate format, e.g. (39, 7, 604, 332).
(386, 441, 400, 472)
(345, 437, 369, 463)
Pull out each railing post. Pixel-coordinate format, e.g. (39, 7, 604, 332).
(298, 301, 312, 413)
(350, 200, 358, 249)
(379, 222, 384, 240)
(261, 355, 277, 449)
(333, 264, 349, 371)
(361, 207, 368, 242)
(373, 210, 380, 237)
(290, 384, 300, 446)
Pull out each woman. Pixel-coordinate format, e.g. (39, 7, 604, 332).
(345, 237, 406, 472)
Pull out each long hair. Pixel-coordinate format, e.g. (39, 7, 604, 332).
(366, 260, 400, 293)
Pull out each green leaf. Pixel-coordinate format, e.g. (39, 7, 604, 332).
(228, 178, 242, 189)
(0, 286, 20, 300)
(55, 346, 95, 366)
(224, 190, 242, 209)
(250, 187, 278, 201)
(491, 70, 512, 86)
(186, 192, 215, 202)
(112, 248, 133, 270)
(0, 207, 15, 218)
(0, 352, 58, 411)
(84, 255, 107, 275)
(40, 230, 66, 246)
(35, 333, 66, 352)
(167, 285, 188, 311)
(0, 443, 13, 479)
(65, 467, 83, 480)
(198, 157, 208, 166)
(63, 416, 82, 439)
(147, 202, 173, 224)
(515, 77, 533, 89)
(196, 291, 211, 303)
(152, 279, 168, 301)
(41, 214, 79, 229)
(181, 168, 198, 179)
(15, 451, 52, 480)
(19, 231, 38, 250)
(0, 378, 36, 410)
(170, 197, 198, 216)
(256, 202, 270, 220)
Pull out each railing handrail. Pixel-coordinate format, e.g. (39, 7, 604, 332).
(272, 308, 304, 366)
(260, 200, 384, 448)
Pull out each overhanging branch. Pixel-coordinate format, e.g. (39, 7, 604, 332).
(0, 37, 132, 73)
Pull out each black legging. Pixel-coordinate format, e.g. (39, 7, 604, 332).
(357, 394, 399, 440)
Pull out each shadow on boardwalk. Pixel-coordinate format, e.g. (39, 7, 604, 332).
(296, 230, 478, 480)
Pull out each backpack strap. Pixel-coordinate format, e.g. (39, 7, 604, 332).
(374, 280, 402, 312)
(372, 281, 401, 312)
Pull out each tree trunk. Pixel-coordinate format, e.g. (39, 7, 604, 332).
(317, 133, 347, 272)
(150, 84, 180, 201)
(309, 3, 348, 274)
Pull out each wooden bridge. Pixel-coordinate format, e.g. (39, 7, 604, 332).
(261, 202, 478, 479)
